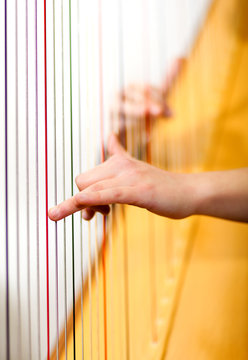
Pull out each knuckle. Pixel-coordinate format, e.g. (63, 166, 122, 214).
(114, 188, 123, 202)
(118, 156, 134, 171)
(74, 193, 83, 208)
(90, 183, 103, 192)
(128, 165, 144, 179)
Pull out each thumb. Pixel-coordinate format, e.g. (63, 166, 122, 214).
(107, 133, 126, 156)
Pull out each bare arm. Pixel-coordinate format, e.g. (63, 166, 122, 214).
(48, 134, 248, 223)
(192, 168, 248, 222)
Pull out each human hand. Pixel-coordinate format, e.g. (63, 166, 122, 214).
(111, 57, 186, 150)
(48, 133, 195, 222)
(112, 57, 186, 121)
(112, 83, 172, 121)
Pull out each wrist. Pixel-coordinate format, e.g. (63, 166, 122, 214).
(177, 169, 248, 222)
(182, 173, 203, 217)
(191, 172, 219, 217)
(182, 172, 213, 218)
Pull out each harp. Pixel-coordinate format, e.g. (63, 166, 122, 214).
(1, 0, 248, 359)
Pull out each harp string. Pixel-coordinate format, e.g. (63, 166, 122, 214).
(5, 0, 10, 358)
(76, 0, 84, 357)
(117, 1, 130, 357)
(142, 0, 158, 343)
(92, 43, 100, 360)
(108, 209, 115, 359)
(108, 56, 116, 360)
(52, 0, 59, 357)
(80, 217, 84, 360)
(92, 39, 100, 353)
(84, 8, 93, 357)
(94, 218, 100, 360)
(104, 10, 115, 352)
(163, 0, 173, 283)
(166, 1, 176, 283)
(25, 0, 32, 356)
(68, 0, 76, 356)
(156, 3, 169, 305)
(86, 76, 93, 358)
(98, 0, 108, 358)
(43, 0, 50, 357)
(153, 0, 163, 302)
(175, 4, 185, 268)
(87, 221, 93, 360)
(34, 0, 41, 357)
(61, 0, 68, 357)
(15, 0, 22, 357)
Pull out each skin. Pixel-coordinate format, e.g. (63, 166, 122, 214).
(111, 58, 186, 128)
(49, 133, 248, 223)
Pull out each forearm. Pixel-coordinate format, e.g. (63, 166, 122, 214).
(190, 168, 248, 222)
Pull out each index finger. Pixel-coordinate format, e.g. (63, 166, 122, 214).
(48, 193, 88, 221)
(49, 186, 134, 221)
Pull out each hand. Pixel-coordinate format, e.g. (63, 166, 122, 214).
(112, 83, 172, 120)
(48, 134, 248, 223)
(48, 133, 194, 222)
(111, 57, 186, 135)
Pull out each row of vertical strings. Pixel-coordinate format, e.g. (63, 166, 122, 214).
(0, 0, 212, 359)
(1, 0, 122, 358)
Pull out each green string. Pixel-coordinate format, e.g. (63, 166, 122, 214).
(69, 0, 76, 358)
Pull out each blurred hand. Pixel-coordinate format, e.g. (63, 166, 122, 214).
(112, 83, 172, 120)
(111, 57, 186, 133)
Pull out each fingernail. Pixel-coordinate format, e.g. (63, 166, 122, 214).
(49, 206, 60, 220)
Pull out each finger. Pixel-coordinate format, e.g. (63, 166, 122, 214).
(82, 205, 110, 221)
(123, 84, 166, 105)
(125, 101, 163, 118)
(49, 186, 135, 221)
(112, 98, 164, 119)
(90, 205, 110, 215)
(80, 187, 135, 206)
(113, 85, 172, 119)
(82, 208, 96, 221)
(120, 84, 147, 102)
(82, 176, 132, 195)
(49, 193, 87, 221)
(75, 160, 116, 191)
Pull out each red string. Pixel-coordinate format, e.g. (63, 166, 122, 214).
(98, 1, 108, 358)
(44, 0, 50, 358)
